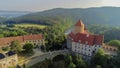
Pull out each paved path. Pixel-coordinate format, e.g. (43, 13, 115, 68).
(31, 49, 44, 58)
(18, 48, 44, 66)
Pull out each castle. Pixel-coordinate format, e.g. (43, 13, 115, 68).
(67, 20, 117, 59)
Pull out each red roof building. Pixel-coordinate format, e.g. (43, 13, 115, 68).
(69, 32, 103, 45)
(67, 20, 104, 57)
(0, 34, 44, 47)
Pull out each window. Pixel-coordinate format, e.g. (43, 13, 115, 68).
(75, 45, 77, 48)
(94, 49, 96, 51)
(86, 34, 89, 37)
(110, 48, 112, 50)
(92, 51, 95, 53)
(84, 48, 86, 50)
(114, 49, 116, 51)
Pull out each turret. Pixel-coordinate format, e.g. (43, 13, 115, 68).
(73, 20, 85, 34)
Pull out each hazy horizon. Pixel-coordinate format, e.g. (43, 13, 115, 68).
(0, 0, 120, 11)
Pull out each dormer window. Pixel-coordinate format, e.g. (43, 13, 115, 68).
(79, 40, 81, 42)
(86, 34, 89, 37)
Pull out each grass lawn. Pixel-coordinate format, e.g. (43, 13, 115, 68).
(14, 24, 47, 29)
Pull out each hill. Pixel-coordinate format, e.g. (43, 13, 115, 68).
(0, 16, 7, 23)
(5, 7, 120, 26)
(0, 10, 31, 18)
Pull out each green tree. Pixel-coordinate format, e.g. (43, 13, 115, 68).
(10, 40, 22, 53)
(92, 48, 105, 67)
(96, 48, 105, 56)
(23, 43, 34, 53)
(2, 46, 10, 51)
(108, 40, 120, 47)
(96, 65, 102, 68)
(10, 31, 18, 36)
(6, 24, 15, 27)
(67, 62, 76, 68)
(114, 47, 120, 67)
(72, 54, 86, 68)
(0, 34, 4, 38)
(92, 48, 114, 68)
(65, 54, 76, 68)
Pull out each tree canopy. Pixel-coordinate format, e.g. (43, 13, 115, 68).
(10, 40, 22, 53)
(108, 40, 120, 47)
(23, 43, 34, 53)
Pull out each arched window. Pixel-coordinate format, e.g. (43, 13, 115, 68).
(113, 49, 116, 51)
(110, 48, 112, 50)
(84, 52, 86, 55)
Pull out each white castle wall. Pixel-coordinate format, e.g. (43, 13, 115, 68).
(71, 42, 101, 56)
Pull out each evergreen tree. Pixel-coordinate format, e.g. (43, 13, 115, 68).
(10, 40, 22, 53)
(23, 43, 34, 53)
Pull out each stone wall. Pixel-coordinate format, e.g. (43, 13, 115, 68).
(102, 44, 118, 56)
(0, 54, 18, 68)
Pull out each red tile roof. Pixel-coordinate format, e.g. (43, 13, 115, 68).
(69, 32, 103, 45)
(23, 34, 43, 41)
(0, 34, 43, 46)
(69, 20, 104, 46)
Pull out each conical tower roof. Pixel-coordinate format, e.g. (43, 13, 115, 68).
(75, 19, 84, 27)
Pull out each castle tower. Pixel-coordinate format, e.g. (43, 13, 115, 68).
(73, 20, 85, 34)
(67, 19, 104, 58)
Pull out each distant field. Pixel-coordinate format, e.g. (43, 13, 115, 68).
(14, 24, 47, 29)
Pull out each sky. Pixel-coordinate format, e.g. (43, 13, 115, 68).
(0, 0, 120, 11)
